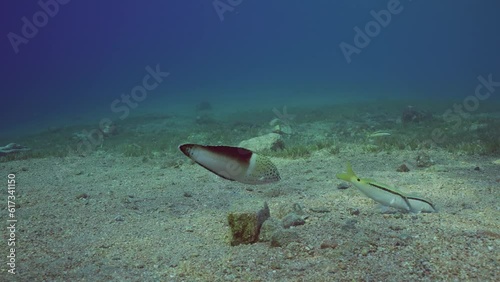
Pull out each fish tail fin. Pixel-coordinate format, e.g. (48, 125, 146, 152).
(336, 161, 357, 182)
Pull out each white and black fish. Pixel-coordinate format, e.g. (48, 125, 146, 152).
(179, 144, 280, 185)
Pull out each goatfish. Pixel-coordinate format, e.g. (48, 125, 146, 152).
(178, 144, 281, 185)
(336, 162, 436, 213)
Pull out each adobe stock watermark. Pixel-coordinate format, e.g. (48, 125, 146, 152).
(213, 0, 243, 22)
(67, 64, 170, 156)
(7, 0, 71, 54)
(422, 74, 499, 148)
(339, 0, 406, 64)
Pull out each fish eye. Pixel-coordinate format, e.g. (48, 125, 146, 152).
(357, 178, 360, 182)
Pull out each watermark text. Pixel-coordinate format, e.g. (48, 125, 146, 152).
(7, 0, 71, 54)
(6, 174, 17, 275)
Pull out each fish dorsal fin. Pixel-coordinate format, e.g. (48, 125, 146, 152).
(336, 161, 358, 182)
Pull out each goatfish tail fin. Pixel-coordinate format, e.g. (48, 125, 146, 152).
(336, 161, 357, 182)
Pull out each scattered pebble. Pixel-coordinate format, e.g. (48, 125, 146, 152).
(473, 166, 481, 171)
(349, 208, 360, 216)
(389, 225, 404, 231)
(183, 191, 192, 197)
(337, 182, 351, 189)
(320, 239, 338, 249)
(416, 152, 434, 168)
(76, 193, 89, 200)
(397, 164, 410, 172)
(282, 213, 305, 229)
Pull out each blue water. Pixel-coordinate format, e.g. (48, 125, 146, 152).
(2, 0, 499, 136)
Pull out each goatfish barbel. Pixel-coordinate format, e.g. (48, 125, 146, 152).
(179, 144, 281, 185)
(336, 162, 436, 213)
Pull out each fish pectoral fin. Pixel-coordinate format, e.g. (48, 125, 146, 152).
(377, 204, 396, 214)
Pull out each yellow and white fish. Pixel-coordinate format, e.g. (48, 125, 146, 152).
(179, 144, 280, 185)
(367, 131, 391, 138)
(336, 162, 436, 213)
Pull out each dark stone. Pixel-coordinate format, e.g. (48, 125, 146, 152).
(227, 202, 270, 246)
(76, 193, 89, 199)
(337, 182, 351, 189)
(474, 166, 481, 171)
(349, 208, 360, 216)
(416, 152, 434, 167)
(397, 164, 410, 172)
(320, 239, 338, 249)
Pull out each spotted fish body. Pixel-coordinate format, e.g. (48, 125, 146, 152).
(336, 162, 436, 213)
(179, 144, 280, 185)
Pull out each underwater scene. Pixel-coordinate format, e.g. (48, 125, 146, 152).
(1, 1, 499, 281)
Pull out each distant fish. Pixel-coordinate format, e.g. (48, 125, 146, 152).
(0, 143, 31, 157)
(336, 162, 436, 213)
(367, 131, 391, 138)
(178, 144, 281, 185)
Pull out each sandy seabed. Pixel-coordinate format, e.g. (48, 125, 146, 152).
(1, 145, 499, 281)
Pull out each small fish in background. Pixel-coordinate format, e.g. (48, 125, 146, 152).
(336, 162, 436, 213)
(0, 143, 31, 157)
(178, 144, 281, 185)
(367, 131, 391, 138)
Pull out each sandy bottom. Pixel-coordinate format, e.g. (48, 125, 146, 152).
(2, 146, 499, 281)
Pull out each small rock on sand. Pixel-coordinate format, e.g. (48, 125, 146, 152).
(259, 218, 283, 242)
(416, 152, 434, 167)
(227, 202, 270, 246)
(397, 164, 410, 172)
(282, 213, 305, 229)
(271, 229, 300, 247)
(238, 133, 285, 152)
